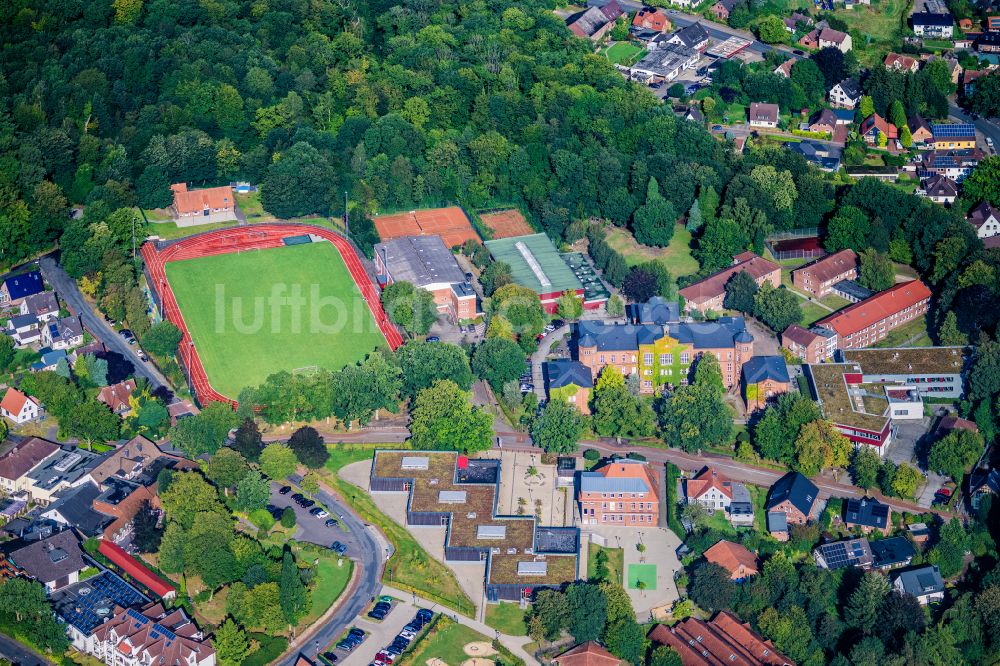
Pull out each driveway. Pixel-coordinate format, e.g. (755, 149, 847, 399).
(277, 475, 385, 666)
(38, 256, 169, 392)
(530, 324, 570, 400)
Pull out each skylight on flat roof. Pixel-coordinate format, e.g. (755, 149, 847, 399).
(515, 241, 551, 288)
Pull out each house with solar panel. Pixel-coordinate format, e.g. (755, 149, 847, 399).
(843, 496, 892, 535)
(920, 149, 984, 182)
(369, 451, 579, 603)
(931, 123, 977, 150)
(893, 565, 945, 605)
(83, 603, 216, 666)
(51, 570, 149, 651)
(814, 537, 873, 570)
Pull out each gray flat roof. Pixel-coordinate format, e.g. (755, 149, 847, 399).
(477, 525, 507, 539)
(438, 490, 467, 503)
(374, 235, 466, 288)
(517, 561, 548, 576)
(401, 456, 429, 470)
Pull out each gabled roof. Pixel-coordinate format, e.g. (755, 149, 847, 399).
(49, 316, 83, 342)
(9, 313, 39, 329)
(870, 536, 916, 568)
(931, 123, 976, 139)
(23, 292, 58, 316)
(0, 437, 59, 481)
(818, 26, 849, 43)
(969, 201, 999, 228)
(894, 565, 944, 596)
(98, 540, 175, 599)
(97, 380, 137, 413)
(749, 102, 779, 123)
(672, 22, 710, 48)
(686, 467, 734, 500)
(5, 529, 85, 584)
(766, 471, 818, 516)
(908, 113, 932, 134)
(44, 482, 111, 538)
(1, 388, 35, 416)
(912, 11, 954, 26)
(2, 271, 44, 300)
(576, 321, 663, 351)
(579, 460, 656, 495)
(815, 537, 873, 569)
(741, 355, 790, 384)
(793, 249, 858, 286)
(809, 108, 838, 128)
(568, 6, 611, 37)
(674, 317, 752, 349)
(885, 52, 919, 70)
(545, 360, 594, 390)
(678, 252, 779, 305)
(648, 612, 792, 666)
(922, 174, 958, 197)
(782, 323, 822, 347)
(844, 496, 890, 529)
(969, 468, 1000, 496)
(631, 297, 680, 325)
(815, 280, 931, 337)
(704, 540, 759, 577)
(860, 113, 898, 139)
(553, 641, 621, 666)
(170, 183, 234, 214)
(833, 77, 862, 98)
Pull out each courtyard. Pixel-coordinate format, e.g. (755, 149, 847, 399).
(585, 527, 682, 620)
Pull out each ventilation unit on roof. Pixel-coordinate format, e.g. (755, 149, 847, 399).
(514, 241, 551, 288)
(53, 452, 83, 473)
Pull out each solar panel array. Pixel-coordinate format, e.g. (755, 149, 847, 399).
(818, 541, 867, 569)
(932, 124, 976, 138)
(65, 572, 148, 634)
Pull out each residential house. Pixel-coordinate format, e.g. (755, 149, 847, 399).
(963, 69, 992, 96)
(31, 349, 67, 372)
(936, 414, 979, 436)
(808, 108, 838, 134)
(931, 123, 977, 149)
(749, 102, 780, 128)
(545, 360, 594, 415)
(912, 12, 954, 38)
(773, 59, 794, 78)
(683, 104, 705, 123)
(0, 437, 59, 495)
(81, 602, 214, 666)
(893, 565, 945, 605)
(170, 183, 237, 226)
(829, 77, 862, 109)
(0, 271, 44, 307)
(97, 379, 137, 416)
(844, 496, 891, 534)
(51, 571, 149, 654)
(784, 12, 813, 32)
(860, 113, 898, 145)
(632, 6, 670, 32)
(908, 114, 933, 144)
(908, 522, 932, 548)
(792, 249, 859, 297)
(41, 315, 84, 350)
(969, 201, 1000, 239)
(918, 174, 959, 204)
(567, 6, 615, 41)
(589, 0, 624, 21)
(553, 642, 622, 666)
(684, 467, 735, 510)
(787, 140, 842, 171)
(87, 435, 195, 487)
(23, 445, 101, 504)
(576, 316, 755, 392)
(2, 529, 85, 592)
(0, 388, 40, 425)
(666, 22, 710, 51)
(741, 355, 790, 412)
(374, 235, 478, 320)
(93, 477, 161, 544)
(647, 612, 793, 666)
(766, 472, 819, 539)
(40, 482, 110, 538)
(578, 459, 659, 526)
(870, 537, 916, 569)
(976, 31, 1000, 52)
(781, 323, 837, 364)
(728, 483, 754, 527)
(628, 43, 700, 83)
(7, 313, 41, 346)
(814, 537, 874, 570)
(925, 55, 962, 84)
(679, 251, 781, 313)
(817, 27, 852, 51)
(704, 540, 759, 580)
(20, 292, 59, 322)
(813, 280, 932, 351)
(920, 149, 983, 182)
(885, 52, 920, 72)
(710, 0, 741, 21)
(969, 468, 999, 511)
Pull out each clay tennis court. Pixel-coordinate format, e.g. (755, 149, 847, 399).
(373, 206, 479, 248)
(479, 209, 534, 239)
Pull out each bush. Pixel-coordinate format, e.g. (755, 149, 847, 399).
(583, 449, 601, 461)
(249, 508, 275, 531)
(626, 452, 646, 461)
(280, 507, 296, 528)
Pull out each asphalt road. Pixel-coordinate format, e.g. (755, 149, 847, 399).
(277, 474, 385, 665)
(0, 633, 53, 666)
(948, 103, 1000, 151)
(38, 256, 169, 391)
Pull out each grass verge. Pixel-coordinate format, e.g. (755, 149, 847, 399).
(245, 633, 288, 666)
(665, 463, 686, 539)
(399, 617, 496, 666)
(587, 543, 625, 584)
(485, 602, 528, 636)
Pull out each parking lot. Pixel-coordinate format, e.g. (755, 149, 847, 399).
(267, 483, 349, 552)
(334, 598, 432, 666)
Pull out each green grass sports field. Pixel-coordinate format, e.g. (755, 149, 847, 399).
(165, 242, 386, 398)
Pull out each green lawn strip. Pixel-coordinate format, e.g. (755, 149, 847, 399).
(322, 468, 475, 616)
(244, 633, 288, 666)
(665, 463, 686, 539)
(400, 617, 492, 666)
(484, 602, 528, 636)
(146, 219, 240, 240)
(818, 293, 851, 310)
(604, 42, 643, 65)
(296, 542, 355, 624)
(703, 510, 738, 535)
(587, 542, 625, 584)
(235, 191, 267, 219)
(748, 484, 768, 533)
(164, 242, 385, 398)
(604, 225, 699, 277)
(627, 563, 657, 590)
(800, 300, 832, 327)
(872, 315, 930, 348)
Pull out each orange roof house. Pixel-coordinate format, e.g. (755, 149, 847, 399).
(814, 280, 931, 350)
(553, 641, 622, 666)
(679, 252, 780, 313)
(648, 612, 793, 665)
(632, 7, 671, 32)
(885, 52, 920, 72)
(705, 540, 760, 580)
(374, 207, 480, 249)
(685, 467, 734, 506)
(169, 183, 237, 223)
(1, 388, 40, 425)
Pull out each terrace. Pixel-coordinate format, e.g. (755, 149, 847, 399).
(371, 451, 578, 590)
(807, 364, 888, 432)
(840, 346, 967, 376)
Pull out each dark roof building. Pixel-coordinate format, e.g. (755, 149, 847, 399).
(741, 356, 790, 384)
(893, 565, 945, 604)
(373, 235, 467, 288)
(51, 570, 149, 635)
(4, 529, 85, 590)
(670, 22, 710, 49)
(870, 536, 916, 569)
(1, 271, 44, 302)
(912, 11, 954, 27)
(814, 537, 873, 570)
(844, 496, 891, 531)
(545, 360, 594, 391)
(41, 482, 111, 538)
(766, 472, 819, 518)
(628, 297, 680, 325)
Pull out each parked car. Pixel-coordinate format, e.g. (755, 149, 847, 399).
(279, 486, 292, 495)
(310, 507, 329, 518)
(426, 336, 440, 342)
(291, 493, 304, 501)
(416, 609, 433, 624)
(519, 383, 533, 393)
(321, 652, 339, 664)
(136, 350, 148, 362)
(331, 541, 348, 555)
(118, 329, 134, 340)
(299, 498, 316, 508)
(325, 518, 339, 528)
(399, 629, 416, 640)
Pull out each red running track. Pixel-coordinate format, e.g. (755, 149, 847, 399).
(141, 224, 404, 407)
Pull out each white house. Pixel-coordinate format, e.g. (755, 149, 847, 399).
(749, 102, 779, 128)
(893, 566, 945, 605)
(0, 388, 40, 425)
(41, 316, 84, 350)
(969, 202, 1000, 239)
(6, 314, 41, 346)
(20, 292, 59, 322)
(684, 467, 734, 510)
(829, 78, 862, 109)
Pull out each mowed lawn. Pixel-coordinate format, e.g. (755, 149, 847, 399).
(165, 242, 385, 397)
(604, 42, 646, 66)
(605, 226, 699, 278)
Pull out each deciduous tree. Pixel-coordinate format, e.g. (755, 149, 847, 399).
(259, 443, 298, 480)
(410, 380, 493, 452)
(531, 396, 583, 453)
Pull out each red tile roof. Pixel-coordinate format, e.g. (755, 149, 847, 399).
(792, 249, 858, 285)
(554, 641, 621, 666)
(98, 540, 176, 599)
(885, 52, 919, 71)
(679, 253, 780, 306)
(782, 324, 821, 347)
(686, 467, 734, 501)
(704, 540, 760, 579)
(97, 380, 137, 413)
(170, 183, 235, 215)
(815, 280, 931, 337)
(632, 7, 670, 31)
(0, 388, 32, 417)
(648, 612, 793, 665)
(0, 437, 59, 481)
(861, 113, 898, 140)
